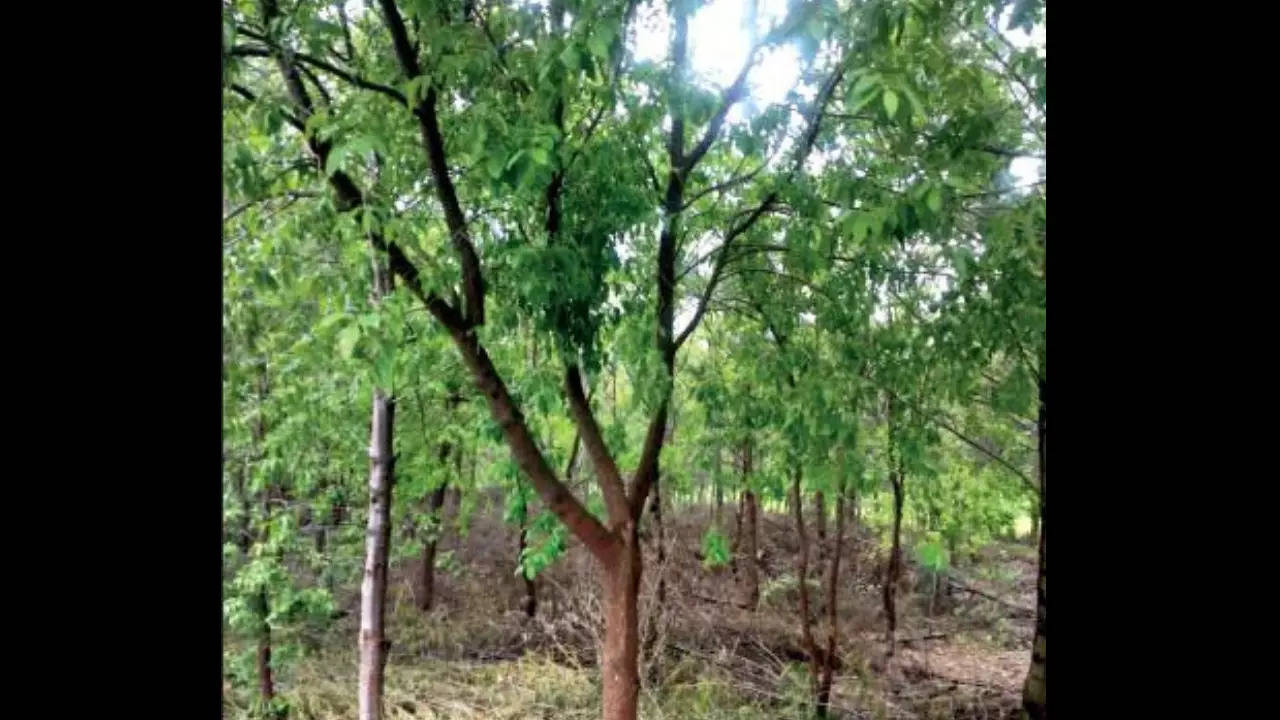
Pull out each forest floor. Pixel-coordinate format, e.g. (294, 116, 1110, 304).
(225, 499, 1036, 719)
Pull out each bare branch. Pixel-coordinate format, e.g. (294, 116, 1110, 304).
(223, 191, 320, 224)
(681, 65, 752, 176)
(673, 196, 777, 350)
(680, 161, 769, 211)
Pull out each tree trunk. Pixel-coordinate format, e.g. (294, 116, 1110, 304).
(517, 523, 537, 617)
(813, 491, 826, 565)
(248, 365, 275, 709)
(1022, 378, 1046, 720)
(740, 439, 759, 609)
(643, 473, 667, 682)
(817, 490, 846, 718)
(884, 455, 904, 657)
(256, 588, 274, 703)
(742, 489, 759, 610)
(791, 467, 821, 708)
(417, 435, 453, 607)
(358, 389, 395, 720)
(316, 492, 327, 555)
(416, 469, 449, 612)
(713, 442, 723, 527)
(602, 536, 642, 720)
(730, 486, 744, 576)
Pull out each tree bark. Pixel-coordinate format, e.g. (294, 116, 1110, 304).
(813, 490, 826, 565)
(713, 441, 724, 527)
(730, 486, 744, 576)
(517, 522, 538, 618)
(250, 363, 275, 708)
(884, 445, 904, 657)
(817, 490, 846, 717)
(740, 441, 759, 610)
(256, 588, 274, 703)
(416, 459, 449, 612)
(643, 472, 667, 683)
(358, 385, 396, 719)
(602, 536, 642, 720)
(1022, 378, 1046, 719)
(791, 467, 822, 707)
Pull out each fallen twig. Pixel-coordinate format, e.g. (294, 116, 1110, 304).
(946, 576, 1034, 617)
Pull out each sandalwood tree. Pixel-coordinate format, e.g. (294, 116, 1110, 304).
(222, 0, 1044, 717)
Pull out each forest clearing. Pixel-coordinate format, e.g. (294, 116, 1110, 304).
(222, 0, 1045, 718)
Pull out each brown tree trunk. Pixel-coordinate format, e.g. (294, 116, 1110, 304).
(730, 486, 744, 576)
(1022, 378, 1046, 720)
(817, 490, 847, 717)
(884, 453, 904, 657)
(643, 473, 667, 683)
(256, 588, 274, 703)
(713, 442, 724, 527)
(791, 467, 821, 707)
(315, 485, 328, 554)
(813, 491, 827, 565)
(416, 471, 448, 612)
(415, 423, 456, 613)
(517, 523, 537, 618)
(742, 489, 759, 609)
(739, 440, 759, 609)
(602, 537, 642, 720)
(249, 365, 275, 709)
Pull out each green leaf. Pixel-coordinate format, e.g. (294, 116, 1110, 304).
(882, 89, 899, 119)
(587, 25, 614, 60)
(701, 527, 731, 569)
(336, 324, 360, 359)
(915, 541, 949, 572)
(927, 187, 943, 213)
(559, 43, 581, 69)
(324, 145, 348, 177)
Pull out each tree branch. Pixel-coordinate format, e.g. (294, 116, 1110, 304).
(223, 190, 319, 224)
(679, 160, 768, 211)
(232, 33, 411, 107)
(681, 65, 751, 176)
(564, 366, 630, 526)
(436, 324, 618, 561)
(377, 0, 486, 327)
(672, 54, 847, 351)
(226, 83, 307, 132)
(673, 196, 777, 350)
(628, 400, 669, 518)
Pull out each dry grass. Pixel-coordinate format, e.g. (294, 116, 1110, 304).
(225, 502, 1034, 720)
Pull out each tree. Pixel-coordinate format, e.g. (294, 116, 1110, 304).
(222, 0, 1044, 717)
